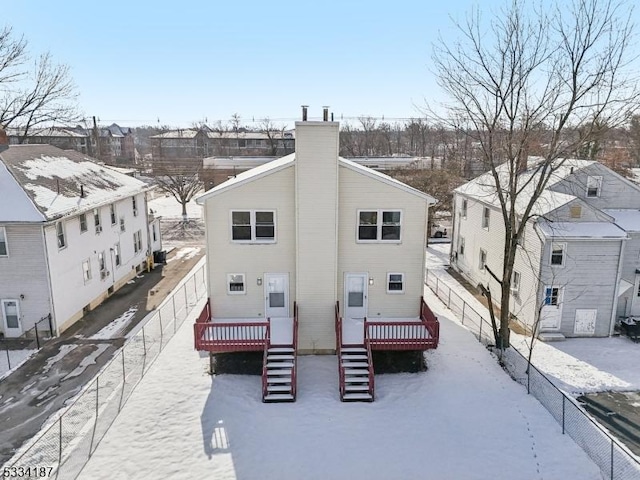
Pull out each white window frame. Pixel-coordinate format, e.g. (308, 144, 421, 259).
(511, 271, 521, 295)
(79, 213, 88, 234)
(550, 242, 566, 266)
(119, 216, 126, 232)
(132, 196, 139, 217)
(0, 226, 8, 257)
(544, 286, 561, 306)
(227, 273, 246, 295)
(461, 198, 467, 219)
(56, 221, 67, 249)
(586, 175, 603, 198)
(479, 249, 487, 271)
(356, 209, 403, 243)
(94, 208, 102, 234)
(230, 210, 276, 243)
(82, 258, 92, 283)
(110, 204, 117, 225)
(458, 236, 465, 257)
(114, 243, 121, 267)
(133, 230, 143, 254)
(482, 207, 490, 230)
(386, 273, 405, 294)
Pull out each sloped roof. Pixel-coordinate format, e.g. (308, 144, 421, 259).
(603, 209, 640, 232)
(455, 158, 594, 216)
(537, 220, 627, 239)
(0, 145, 149, 222)
(195, 153, 435, 204)
(150, 129, 199, 139)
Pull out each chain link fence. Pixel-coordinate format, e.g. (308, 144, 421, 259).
(1, 315, 55, 378)
(5, 260, 207, 479)
(425, 269, 640, 480)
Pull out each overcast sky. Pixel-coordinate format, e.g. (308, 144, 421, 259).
(5, 0, 639, 128)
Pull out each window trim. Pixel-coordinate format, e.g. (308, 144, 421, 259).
(586, 175, 603, 198)
(544, 286, 561, 306)
(479, 248, 487, 271)
(461, 199, 468, 219)
(94, 208, 102, 234)
(0, 226, 8, 257)
(79, 213, 88, 234)
(110, 204, 117, 225)
(482, 206, 490, 230)
(511, 271, 521, 295)
(356, 209, 403, 243)
(133, 230, 143, 254)
(550, 242, 566, 267)
(82, 258, 92, 283)
(386, 272, 405, 294)
(458, 236, 465, 257)
(114, 243, 121, 267)
(230, 210, 277, 244)
(227, 273, 246, 295)
(56, 221, 67, 250)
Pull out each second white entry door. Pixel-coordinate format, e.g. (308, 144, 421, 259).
(344, 273, 368, 320)
(265, 273, 289, 318)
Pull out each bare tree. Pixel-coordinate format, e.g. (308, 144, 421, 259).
(433, 0, 640, 348)
(0, 26, 78, 138)
(260, 117, 288, 156)
(154, 164, 203, 223)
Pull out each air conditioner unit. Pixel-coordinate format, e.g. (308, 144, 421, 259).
(95, 225, 103, 234)
(100, 270, 109, 280)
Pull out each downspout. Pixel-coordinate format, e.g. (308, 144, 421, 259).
(41, 224, 59, 336)
(609, 238, 626, 337)
(450, 194, 458, 266)
(533, 222, 546, 336)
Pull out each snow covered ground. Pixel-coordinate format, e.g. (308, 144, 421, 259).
(78, 287, 601, 480)
(427, 243, 640, 394)
(147, 189, 202, 220)
(0, 348, 37, 380)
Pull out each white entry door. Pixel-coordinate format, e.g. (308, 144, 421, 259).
(265, 273, 289, 319)
(2, 299, 22, 338)
(345, 273, 368, 320)
(540, 286, 562, 330)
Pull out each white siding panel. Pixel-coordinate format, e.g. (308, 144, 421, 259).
(0, 224, 51, 334)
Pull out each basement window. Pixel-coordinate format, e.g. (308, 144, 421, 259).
(227, 274, 246, 294)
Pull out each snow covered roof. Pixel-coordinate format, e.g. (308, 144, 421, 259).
(603, 209, 640, 232)
(203, 156, 278, 169)
(196, 154, 296, 203)
(537, 221, 627, 239)
(455, 158, 595, 216)
(150, 129, 199, 139)
(0, 145, 150, 222)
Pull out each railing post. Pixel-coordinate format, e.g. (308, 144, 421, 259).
(562, 396, 565, 434)
(184, 283, 188, 314)
(479, 316, 483, 340)
(172, 296, 177, 322)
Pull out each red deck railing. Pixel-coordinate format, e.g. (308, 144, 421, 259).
(261, 321, 272, 399)
(364, 297, 439, 351)
(292, 302, 299, 400)
(362, 320, 376, 400)
(194, 321, 269, 352)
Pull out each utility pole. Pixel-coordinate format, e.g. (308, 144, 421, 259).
(92, 116, 101, 160)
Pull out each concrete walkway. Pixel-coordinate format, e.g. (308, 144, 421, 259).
(0, 248, 204, 465)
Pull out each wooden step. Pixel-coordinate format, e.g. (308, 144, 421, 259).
(264, 393, 295, 402)
(267, 354, 295, 361)
(341, 347, 366, 353)
(343, 392, 373, 401)
(341, 361, 369, 368)
(267, 385, 292, 392)
(267, 369, 292, 376)
(345, 384, 370, 392)
(268, 347, 295, 353)
(266, 361, 294, 368)
(341, 354, 368, 360)
(344, 377, 369, 384)
(267, 376, 292, 384)
(344, 368, 370, 376)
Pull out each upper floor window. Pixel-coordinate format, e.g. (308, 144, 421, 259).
(114, 243, 121, 267)
(82, 258, 92, 283)
(482, 207, 490, 229)
(132, 196, 138, 216)
(550, 242, 565, 266)
(56, 222, 66, 249)
(479, 249, 487, 271)
(79, 213, 88, 233)
(110, 204, 117, 225)
(0, 227, 8, 256)
(586, 175, 602, 198)
(511, 271, 521, 295)
(133, 230, 143, 254)
(94, 208, 102, 234)
(461, 199, 468, 219)
(544, 286, 560, 306)
(458, 236, 465, 256)
(387, 273, 405, 294)
(231, 211, 275, 242)
(357, 210, 402, 242)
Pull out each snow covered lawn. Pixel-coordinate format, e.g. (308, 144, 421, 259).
(0, 348, 37, 380)
(78, 288, 600, 480)
(147, 190, 202, 220)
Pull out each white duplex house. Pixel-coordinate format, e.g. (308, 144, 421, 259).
(194, 110, 440, 402)
(0, 140, 161, 338)
(451, 158, 640, 340)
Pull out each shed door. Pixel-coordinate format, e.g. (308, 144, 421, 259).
(2, 300, 22, 338)
(265, 273, 289, 318)
(574, 309, 597, 335)
(345, 273, 368, 320)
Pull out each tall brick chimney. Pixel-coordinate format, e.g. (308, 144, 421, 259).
(0, 128, 8, 153)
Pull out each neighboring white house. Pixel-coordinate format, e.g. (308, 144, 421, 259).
(194, 112, 440, 402)
(0, 141, 162, 338)
(451, 158, 640, 340)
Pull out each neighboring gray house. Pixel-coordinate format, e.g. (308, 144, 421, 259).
(451, 159, 640, 340)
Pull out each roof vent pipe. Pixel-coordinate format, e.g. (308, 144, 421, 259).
(331, 112, 334, 122)
(301, 105, 308, 121)
(323, 106, 329, 122)
(80, 185, 85, 198)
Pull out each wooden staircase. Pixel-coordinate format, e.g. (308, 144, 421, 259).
(262, 304, 299, 403)
(336, 302, 375, 402)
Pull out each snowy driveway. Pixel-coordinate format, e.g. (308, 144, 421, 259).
(78, 288, 600, 480)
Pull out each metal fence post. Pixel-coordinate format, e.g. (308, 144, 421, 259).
(172, 296, 177, 322)
(120, 351, 126, 411)
(142, 326, 147, 356)
(35, 323, 40, 349)
(461, 302, 466, 325)
(57, 418, 63, 480)
(158, 312, 164, 349)
(90, 378, 99, 453)
(184, 283, 189, 314)
(562, 396, 565, 434)
(447, 287, 451, 307)
(611, 440, 614, 480)
(479, 316, 483, 339)
(5, 346, 10, 370)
